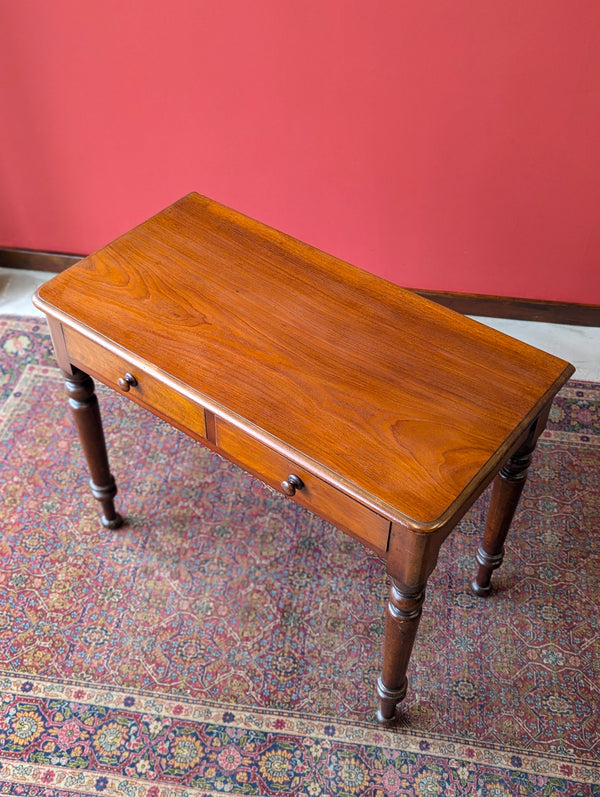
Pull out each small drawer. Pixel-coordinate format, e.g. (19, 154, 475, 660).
(62, 327, 206, 440)
(215, 418, 390, 554)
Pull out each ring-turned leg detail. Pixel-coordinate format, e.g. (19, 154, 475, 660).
(472, 433, 537, 596)
(377, 580, 426, 725)
(64, 368, 123, 529)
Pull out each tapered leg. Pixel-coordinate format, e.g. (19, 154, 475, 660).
(64, 368, 123, 529)
(376, 580, 426, 724)
(377, 525, 446, 724)
(472, 421, 542, 596)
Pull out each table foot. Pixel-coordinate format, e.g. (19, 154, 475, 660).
(89, 477, 123, 529)
(471, 548, 504, 596)
(471, 579, 491, 598)
(97, 503, 124, 530)
(376, 676, 407, 725)
(64, 368, 123, 529)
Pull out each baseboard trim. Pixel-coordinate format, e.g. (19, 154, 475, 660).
(0, 247, 84, 272)
(2, 246, 598, 326)
(413, 289, 600, 327)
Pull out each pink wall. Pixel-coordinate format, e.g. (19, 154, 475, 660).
(2, 0, 599, 303)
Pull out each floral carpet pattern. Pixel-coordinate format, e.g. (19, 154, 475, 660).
(0, 315, 598, 796)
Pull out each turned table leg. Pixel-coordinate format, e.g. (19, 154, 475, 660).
(377, 528, 444, 724)
(64, 368, 123, 529)
(377, 580, 426, 724)
(472, 410, 548, 596)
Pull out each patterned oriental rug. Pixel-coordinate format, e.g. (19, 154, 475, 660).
(0, 315, 598, 796)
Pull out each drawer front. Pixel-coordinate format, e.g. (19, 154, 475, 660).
(215, 418, 390, 554)
(63, 327, 206, 440)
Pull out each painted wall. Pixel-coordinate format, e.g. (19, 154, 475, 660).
(2, 0, 599, 303)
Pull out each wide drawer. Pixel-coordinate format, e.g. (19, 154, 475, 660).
(62, 326, 207, 440)
(215, 418, 390, 554)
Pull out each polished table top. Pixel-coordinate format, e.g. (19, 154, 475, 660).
(36, 192, 574, 532)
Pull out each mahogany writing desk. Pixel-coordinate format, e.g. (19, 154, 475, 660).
(33, 193, 574, 724)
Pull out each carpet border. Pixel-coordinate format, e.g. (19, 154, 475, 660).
(1, 671, 598, 786)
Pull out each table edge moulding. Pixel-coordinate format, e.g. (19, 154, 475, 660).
(32, 192, 575, 725)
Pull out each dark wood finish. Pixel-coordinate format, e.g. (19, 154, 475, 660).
(33, 193, 575, 723)
(0, 247, 83, 272)
(3, 245, 599, 326)
(64, 368, 123, 530)
(380, 516, 449, 723)
(117, 373, 138, 391)
(281, 474, 304, 496)
(377, 580, 426, 724)
(414, 289, 600, 327)
(471, 407, 549, 597)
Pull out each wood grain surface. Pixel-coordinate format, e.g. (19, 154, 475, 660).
(36, 193, 574, 527)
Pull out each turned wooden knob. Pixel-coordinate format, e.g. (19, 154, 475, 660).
(281, 474, 304, 496)
(117, 373, 138, 392)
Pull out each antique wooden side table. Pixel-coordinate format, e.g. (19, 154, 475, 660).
(33, 193, 574, 724)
